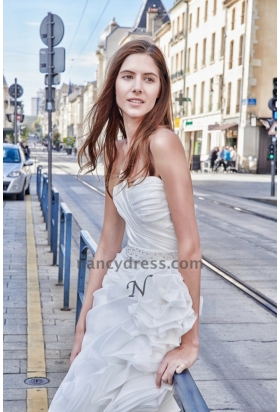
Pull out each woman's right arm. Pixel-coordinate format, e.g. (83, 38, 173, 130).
(70, 149, 125, 364)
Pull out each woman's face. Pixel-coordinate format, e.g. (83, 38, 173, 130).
(115, 53, 161, 121)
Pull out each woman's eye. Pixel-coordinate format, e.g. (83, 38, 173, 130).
(145, 77, 154, 82)
(123, 75, 132, 79)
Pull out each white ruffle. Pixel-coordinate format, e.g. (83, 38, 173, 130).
(49, 248, 197, 411)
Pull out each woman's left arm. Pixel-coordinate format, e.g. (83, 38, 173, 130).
(150, 130, 202, 387)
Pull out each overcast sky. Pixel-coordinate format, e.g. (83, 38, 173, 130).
(3, 0, 174, 115)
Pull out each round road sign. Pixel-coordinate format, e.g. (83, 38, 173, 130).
(40, 14, 64, 47)
(9, 84, 24, 98)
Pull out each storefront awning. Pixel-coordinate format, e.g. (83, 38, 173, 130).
(208, 123, 238, 131)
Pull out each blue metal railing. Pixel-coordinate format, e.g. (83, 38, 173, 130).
(51, 188, 59, 266)
(173, 370, 210, 411)
(75, 230, 97, 326)
(58, 202, 72, 311)
(36, 165, 42, 197)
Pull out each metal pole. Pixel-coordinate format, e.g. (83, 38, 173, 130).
(271, 135, 276, 196)
(47, 12, 53, 245)
(14, 78, 17, 144)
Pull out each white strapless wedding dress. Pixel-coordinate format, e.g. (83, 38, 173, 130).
(49, 173, 198, 412)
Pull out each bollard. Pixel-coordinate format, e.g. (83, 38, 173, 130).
(58, 202, 72, 311)
(36, 165, 42, 198)
(75, 230, 97, 327)
(51, 188, 59, 266)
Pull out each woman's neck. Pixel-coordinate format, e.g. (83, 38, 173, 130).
(122, 113, 143, 148)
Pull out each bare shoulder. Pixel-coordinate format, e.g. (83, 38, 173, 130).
(149, 128, 184, 156)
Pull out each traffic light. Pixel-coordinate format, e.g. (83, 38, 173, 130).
(267, 143, 275, 161)
(268, 78, 277, 118)
(6, 114, 12, 122)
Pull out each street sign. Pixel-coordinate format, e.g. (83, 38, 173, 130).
(45, 73, 61, 85)
(40, 14, 64, 46)
(40, 47, 65, 73)
(9, 84, 23, 98)
(186, 120, 193, 126)
(248, 98, 257, 105)
(174, 118, 180, 128)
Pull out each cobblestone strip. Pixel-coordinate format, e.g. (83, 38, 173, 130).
(26, 196, 48, 411)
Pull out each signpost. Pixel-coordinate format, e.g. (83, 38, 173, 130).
(8, 79, 24, 144)
(39, 12, 65, 244)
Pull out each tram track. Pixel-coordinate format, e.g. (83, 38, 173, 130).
(194, 195, 277, 222)
(202, 256, 277, 316)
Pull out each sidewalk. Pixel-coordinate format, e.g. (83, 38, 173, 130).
(3, 180, 80, 411)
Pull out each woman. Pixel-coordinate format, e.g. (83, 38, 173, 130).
(49, 39, 201, 412)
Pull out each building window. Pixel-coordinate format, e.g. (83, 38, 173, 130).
(196, 7, 200, 27)
(204, 0, 208, 21)
(220, 27, 225, 57)
(231, 8, 235, 30)
(177, 16, 180, 35)
(211, 33, 216, 62)
(217, 75, 222, 110)
(209, 78, 214, 111)
(182, 12, 185, 34)
(213, 0, 217, 15)
(241, 1, 245, 24)
(200, 81, 205, 113)
(238, 35, 243, 65)
(226, 82, 232, 114)
(189, 13, 192, 32)
(187, 48, 191, 72)
(186, 87, 190, 115)
(236, 79, 241, 112)
(194, 43, 198, 70)
(192, 85, 197, 115)
(194, 131, 202, 155)
(176, 53, 179, 72)
(180, 50, 183, 72)
(202, 38, 206, 66)
(172, 21, 174, 37)
(229, 40, 234, 69)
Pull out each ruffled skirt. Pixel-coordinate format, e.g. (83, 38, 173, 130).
(48, 247, 197, 411)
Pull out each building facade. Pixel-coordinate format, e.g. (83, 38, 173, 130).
(164, 0, 276, 172)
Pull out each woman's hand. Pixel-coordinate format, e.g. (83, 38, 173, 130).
(156, 341, 199, 388)
(69, 330, 85, 366)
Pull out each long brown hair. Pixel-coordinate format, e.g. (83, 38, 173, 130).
(78, 39, 173, 198)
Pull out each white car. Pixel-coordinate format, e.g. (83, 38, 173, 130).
(3, 143, 33, 200)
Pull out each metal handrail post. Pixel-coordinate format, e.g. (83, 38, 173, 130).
(58, 207, 65, 286)
(62, 210, 72, 310)
(51, 188, 59, 266)
(37, 165, 42, 197)
(75, 230, 97, 327)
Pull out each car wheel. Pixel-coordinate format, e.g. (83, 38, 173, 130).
(25, 184, 30, 195)
(17, 186, 25, 201)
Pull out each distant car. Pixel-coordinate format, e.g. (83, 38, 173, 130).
(3, 143, 33, 200)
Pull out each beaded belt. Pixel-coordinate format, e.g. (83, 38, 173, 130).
(124, 245, 178, 261)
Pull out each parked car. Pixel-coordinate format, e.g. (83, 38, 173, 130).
(3, 143, 33, 200)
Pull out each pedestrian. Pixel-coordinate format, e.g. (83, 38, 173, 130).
(214, 146, 226, 171)
(20, 141, 30, 160)
(48, 39, 202, 412)
(209, 146, 219, 170)
(224, 146, 231, 173)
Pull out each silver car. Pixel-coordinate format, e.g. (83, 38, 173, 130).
(3, 143, 33, 200)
